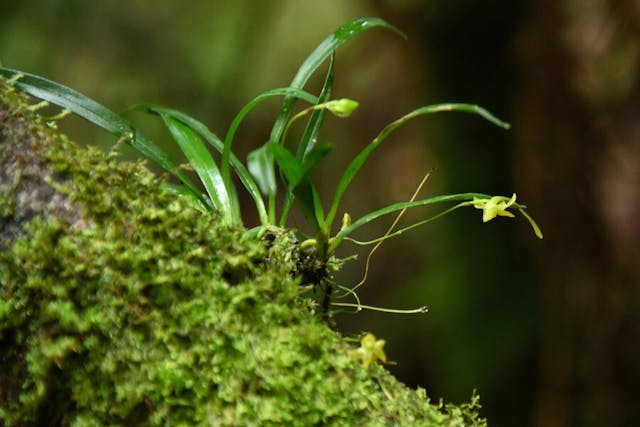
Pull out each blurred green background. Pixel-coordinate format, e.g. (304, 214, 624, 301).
(2, 1, 639, 426)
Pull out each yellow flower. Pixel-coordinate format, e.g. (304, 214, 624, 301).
(352, 333, 387, 368)
(471, 193, 517, 222)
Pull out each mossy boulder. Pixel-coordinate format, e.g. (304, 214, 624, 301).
(0, 77, 486, 426)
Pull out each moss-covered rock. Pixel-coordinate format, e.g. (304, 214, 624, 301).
(0, 76, 486, 426)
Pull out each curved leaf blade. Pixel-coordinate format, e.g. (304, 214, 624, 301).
(329, 193, 490, 253)
(0, 67, 206, 205)
(325, 103, 510, 228)
(301, 143, 333, 176)
(279, 57, 335, 226)
(268, 141, 304, 187)
(268, 141, 324, 231)
(223, 87, 319, 205)
(0, 67, 129, 135)
(126, 104, 244, 218)
(247, 145, 277, 198)
(269, 17, 405, 150)
(222, 87, 318, 188)
(159, 114, 232, 221)
(297, 53, 335, 161)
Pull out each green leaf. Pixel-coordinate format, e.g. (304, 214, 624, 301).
(310, 185, 326, 233)
(518, 207, 544, 239)
(1, 67, 128, 136)
(127, 104, 265, 224)
(279, 56, 335, 227)
(262, 18, 402, 225)
(345, 204, 466, 246)
(159, 113, 233, 221)
(274, 140, 332, 229)
(223, 87, 318, 182)
(0, 67, 206, 206)
(269, 17, 405, 146)
(247, 145, 277, 198)
(290, 142, 333, 228)
(296, 53, 335, 161)
(301, 143, 333, 176)
(329, 193, 490, 253)
(268, 141, 304, 187)
(224, 87, 319, 208)
(325, 103, 510, 229)
(268, 142, 325, 231)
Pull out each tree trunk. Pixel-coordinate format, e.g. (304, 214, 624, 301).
(515, 2, 640, 426)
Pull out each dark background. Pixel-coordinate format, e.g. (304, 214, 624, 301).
(2, 1, 639, 426)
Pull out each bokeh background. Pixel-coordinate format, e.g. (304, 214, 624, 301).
(2, 1, 639, 426)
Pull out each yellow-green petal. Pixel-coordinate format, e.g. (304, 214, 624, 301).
(352, 333, 387, 367)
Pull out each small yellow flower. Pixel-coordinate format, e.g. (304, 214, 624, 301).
(352, 333, 387, 368)
(471, 193, 517, 222)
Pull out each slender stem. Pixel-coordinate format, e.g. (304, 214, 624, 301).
(268, 195, 277, 224)
(346, 203, 466, 246)
(340, 170, 432, 297)
(331, 302, 429, 314)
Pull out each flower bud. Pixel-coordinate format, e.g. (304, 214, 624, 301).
(324, 98, 359, 118)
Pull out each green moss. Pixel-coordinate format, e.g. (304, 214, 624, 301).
(0, 77, 486, 426)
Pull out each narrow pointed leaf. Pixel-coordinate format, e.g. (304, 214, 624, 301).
(0, 67, 130, 136)
(0, 67, 206, 205)
(159, 114, 232, 220)
(277, 142, 331, 229)
(518, 207, 544, 239)
(269, 142, 324, 231)
(297, 53, 335, 161)
(329, 193, 490, 253)
(310, 183, 326, 232)
(220, 87, 318, 210)
(127, 104, 264, 223)
(222, 87, 318, 190)
(269, 17, 405, 151)
(268, 141, 304, 187)
(247, 145, 277, 197)
(291, 178, 324, 232)
(301, 143, 333, 176)
(326, 103, 510, 228)
(280, 56, 335, 226)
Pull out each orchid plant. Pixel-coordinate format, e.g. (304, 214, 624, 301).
(0, 17, 541, 320)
